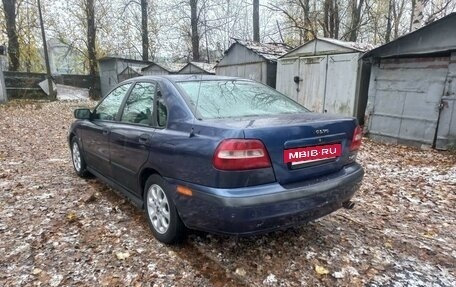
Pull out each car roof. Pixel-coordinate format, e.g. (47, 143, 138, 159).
(133, 74, 248, 83)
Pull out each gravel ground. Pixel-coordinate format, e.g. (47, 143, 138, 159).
(0, 100, 455, 287)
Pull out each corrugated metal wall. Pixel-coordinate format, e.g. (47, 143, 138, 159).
(216, 44, 272, 86)
(217, 62, 266, 84)
(365, 56, 456, 149)
(99, 60, 118, 96)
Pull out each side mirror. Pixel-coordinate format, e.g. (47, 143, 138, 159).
(74, 108, 91, 120)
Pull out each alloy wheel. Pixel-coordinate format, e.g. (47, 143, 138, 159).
(146, 184, 170, 234)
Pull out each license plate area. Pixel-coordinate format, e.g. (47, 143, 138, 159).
(284, 143, 342, 167)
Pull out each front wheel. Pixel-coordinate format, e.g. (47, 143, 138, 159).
(144, 175, 186, 244)
(71, 137, 91, 178)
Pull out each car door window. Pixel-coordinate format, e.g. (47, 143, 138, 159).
(121, 82, 156, 125)
(95, 83, 132, 121)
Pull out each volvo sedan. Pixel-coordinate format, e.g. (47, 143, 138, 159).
(68, 75, 364, 244)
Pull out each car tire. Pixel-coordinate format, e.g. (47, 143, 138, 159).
(144, 174, 186, 244)
(71, 137, 91, 178)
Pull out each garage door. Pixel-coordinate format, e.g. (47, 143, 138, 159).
(367, 57, 450, 147)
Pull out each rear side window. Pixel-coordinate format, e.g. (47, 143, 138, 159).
(176, 80, 308, 119)
(121, 82, 156, 125)
(95, 83, 132, 121)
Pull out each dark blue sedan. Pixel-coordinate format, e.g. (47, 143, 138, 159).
(68, 75, 364, 244)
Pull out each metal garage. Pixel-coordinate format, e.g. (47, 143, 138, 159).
(98, 57, 152, 96)
(215, 39, 289, 88)
(363, 13, 456, 150)
(276, 37, 372, 122)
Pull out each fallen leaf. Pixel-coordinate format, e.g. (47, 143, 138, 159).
(235, 267, 246, 276)
(115, 251, 130, 260)
(315, 265, 330, 275)
(66, 212, 77, 222)
(31, 268, 42, 275)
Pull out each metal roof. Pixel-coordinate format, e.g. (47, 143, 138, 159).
(98, 56, 154, 65)
(280, 37, 374, 58)
(316, 37, 375, 52)
(186, 62, 216, 74)
(363, 12, 456, 59)
(229, 39, 290, 62)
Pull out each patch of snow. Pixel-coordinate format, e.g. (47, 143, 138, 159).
(56, 84, 89, 101)
(263, 274, 278, 285)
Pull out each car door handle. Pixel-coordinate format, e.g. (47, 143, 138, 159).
(138, 134, 150, 144)
(102, 128, 110, 135)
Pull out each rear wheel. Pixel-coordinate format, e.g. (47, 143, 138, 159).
(144, 174, 185, 244)
(71, 137, 90, 178)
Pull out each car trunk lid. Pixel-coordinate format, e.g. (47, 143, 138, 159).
(237, 113, 358, 185)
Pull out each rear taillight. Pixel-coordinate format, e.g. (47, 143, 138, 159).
(350, 126, 362, 151)
(213, 139, 271, 170)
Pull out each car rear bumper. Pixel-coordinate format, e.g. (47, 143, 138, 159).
(165, 163, 364, 235)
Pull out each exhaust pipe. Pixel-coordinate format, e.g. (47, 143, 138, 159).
(343, 201, 355, 210)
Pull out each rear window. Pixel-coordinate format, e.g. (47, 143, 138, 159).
(176, 80, 308, 119)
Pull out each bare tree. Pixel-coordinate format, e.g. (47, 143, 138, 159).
(392, 0, 406, 39)
(141, 0, 149, 61)
(253, 0, 259, 41)
(86, 0, 98, 98)
(323, 0, 339, 39)
(190, 0, 199, 61)
(269, 0, 313, 44)
(2, 0, 20, 71)
(410, 0, 428, 31)
(385, 0, 393, 42)
(348, 0, 365, 41)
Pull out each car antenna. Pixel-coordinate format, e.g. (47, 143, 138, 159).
(189, 74, 203, 138)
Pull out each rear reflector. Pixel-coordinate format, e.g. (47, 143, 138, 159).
(177, 185, 193, 196)
(213, 139, 271, 170)
(350, 126, 362, 151)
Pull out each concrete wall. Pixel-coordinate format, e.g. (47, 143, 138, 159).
(2, 72, 99, 100)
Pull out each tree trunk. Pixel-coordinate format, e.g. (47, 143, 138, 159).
(411, 0, 427, 31)
(302, 0, 311, 42)
(190, 0, 199, 61)
(323, 0, 339, 39)
(385, 0, 393, 42)
(86, 0, 98, 99)
(323, 0, 329, 37)
(393, 0, 405, 39)
(141, 0, 149, 61)
(348, 0, 365, 42)
(253, 0, 259, 42)
(2, 0, 20, 71)
(334, 0, 339, 39)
